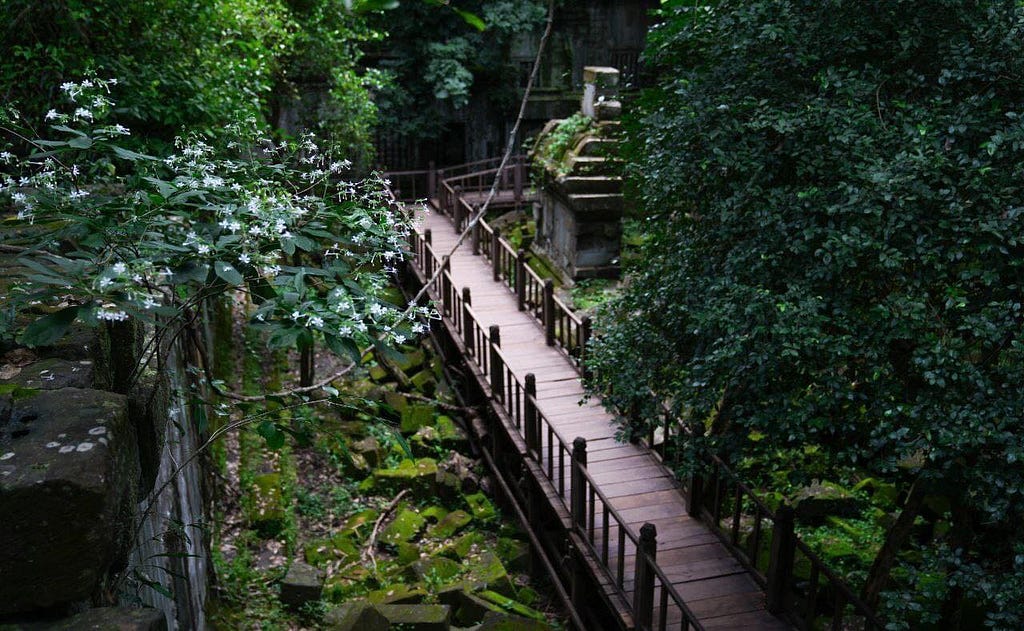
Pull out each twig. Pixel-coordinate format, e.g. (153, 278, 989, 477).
(363, 489, 411, 572)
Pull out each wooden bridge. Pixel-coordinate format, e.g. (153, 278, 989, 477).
(389, 159, 884, 631)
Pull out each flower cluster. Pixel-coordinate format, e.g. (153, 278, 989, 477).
(1, 79, 426, 353)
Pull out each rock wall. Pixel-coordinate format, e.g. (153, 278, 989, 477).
(0, 321, 209, 630)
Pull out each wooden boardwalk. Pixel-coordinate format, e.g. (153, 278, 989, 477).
(413, 203, 791, 631)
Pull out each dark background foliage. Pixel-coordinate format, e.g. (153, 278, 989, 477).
(589, 1, 1024, 626)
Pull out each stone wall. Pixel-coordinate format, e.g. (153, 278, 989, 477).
(0, 319, 209, 630)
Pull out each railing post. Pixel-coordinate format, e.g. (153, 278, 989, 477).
(524, 373, 538, 455)
(491, 227, 502, 282)
(441, 256, 451, 316)
(514, 158, 524, 203)
(767, 504, 796, 614)
(471, 208, 481, 255)
(427, 160, 437, 200)
(515, 249, 527, 311)
(543, 280, 555, 346)
(489, 325, 503, 402)
(571, 437, 588, 531)
(424, 229, 433, 278)
(462, 287, 473, 354)
(453, 185, 464, 232)
(633, 523, 657, 630)
(688, 465, 704, 518)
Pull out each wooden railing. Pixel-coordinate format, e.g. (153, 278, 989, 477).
(403, 201, 704, 631)
(393, 160, 589, 374)
(393, 160, 885, 630)
(628, 398, 886, 630)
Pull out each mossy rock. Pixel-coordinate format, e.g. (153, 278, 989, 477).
(405, 556, 464, 585)
(420, 505, 449, 524)
(377, 603, 451, 630)
(397, 542, 422, 565)
(426, 509, 473, 540)
(341, 508, 379, 538)
(496, 537, 531, 572)
(381, 507, 427, 546)
(330, 532, 360, 563)
(324, 601, 389, 631)
(410, 369, 436, 395)
(517, 586, 539, 607)
(439, 589, 504, 626)
(435, 415, 468, 450)
(448, 532, 486, 559)
(477, 612, 553, 630)
(304, 538, 334, 566)
(384, 391, 410, 415)
(368, 364, 389, 382)
(249, 472, 286, 535)
(464, 492, 497, 522)
(350, 436, 384, 468)
(396, 348, 426, 374)
(478, 590, 548, 621)
(410, 426, 441, 457)
(367, 584, 428, 605)
(373, 457, 438, 495)
(401, 404, 435, 434)
(323, 565, 372, 602)
(462, 552, 515, 597)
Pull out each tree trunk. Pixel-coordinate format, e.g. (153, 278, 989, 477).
(862, 478, 927, 610)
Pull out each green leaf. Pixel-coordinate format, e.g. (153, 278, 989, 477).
(214, 261, 244, 286)
(325, 334, 362, 364)
(257, 421, 286, 450)
(453, 8, 487, 31)
(19, 306, 80, 347)
(67, 135, 93, 149)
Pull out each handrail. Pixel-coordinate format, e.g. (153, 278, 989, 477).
(403, 202, 704, 630)
(398, 161, 883, 630)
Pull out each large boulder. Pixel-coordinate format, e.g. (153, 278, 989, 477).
(324, 602, 389, 631)
(31, 607, 167, 630)
(0, 388, 139, 614)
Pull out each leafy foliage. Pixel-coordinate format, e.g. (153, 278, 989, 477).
(589, 1, 1024, 627)
(0, 80, 430, 363)
(368, 0, 546, 141)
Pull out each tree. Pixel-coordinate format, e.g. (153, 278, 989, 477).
(588, 1, 1024, 627)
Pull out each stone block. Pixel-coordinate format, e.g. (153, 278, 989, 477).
(2, 358, 94, 390)
(34, 606, 168, 630)
(279, 560, 323, 609)
(377, 604, 451, 630)
(324, 602, 389, 631)
(0, 388, 138, 615)
(401, 404, 435, 434)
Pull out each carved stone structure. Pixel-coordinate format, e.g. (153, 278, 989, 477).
(531, 67, 623, 280)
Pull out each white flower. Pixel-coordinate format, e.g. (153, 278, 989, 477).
(238, 253, 251, 264)
(309, 315, 324, 328)
(196, 244, 210, 255)
(45, 109, 59, 120)
(73, 107, 93, 121)
(112, 262, 127, 274)
(69, 190, 89, 199)
(96, 308, 128, 322)
(393, 333, 406, 344)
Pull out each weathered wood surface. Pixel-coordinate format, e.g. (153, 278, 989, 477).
(414, 205, 791, 630)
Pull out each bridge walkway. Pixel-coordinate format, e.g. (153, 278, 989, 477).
(412, 203, 790, 631)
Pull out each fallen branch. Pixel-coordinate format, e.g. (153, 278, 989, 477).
(363, 488, 411, 572)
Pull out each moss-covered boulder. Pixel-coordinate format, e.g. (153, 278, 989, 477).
(372, 458, 438, 495)
(279, 560, 323, 609)
(401, 404, 435, 434)
(324, 601, 389, 631)
(248, 472, 286, 535)
(367, 584, 428, 605)
(462, 551, 515, 597)
(31, 606, 168, 630)
(377, 604, 450, 630)
(380, 507, 427, 546)
(464, 492, 497, 522)
(426, 510, 472, 540)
